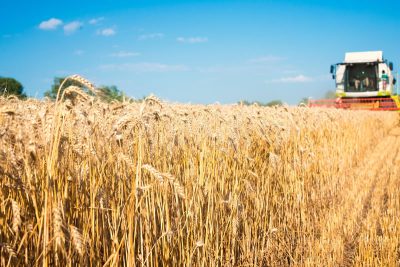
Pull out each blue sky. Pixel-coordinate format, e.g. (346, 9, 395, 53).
(2, 0, 400, 104)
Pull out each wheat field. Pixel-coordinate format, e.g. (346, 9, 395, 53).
(1, 83, 400, 266)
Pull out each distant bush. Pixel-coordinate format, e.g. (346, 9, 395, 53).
(239, 99, 283, 107)
(0, 77, 27, 99)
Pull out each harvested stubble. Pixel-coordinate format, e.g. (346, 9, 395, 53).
(0, 93, 399, 266)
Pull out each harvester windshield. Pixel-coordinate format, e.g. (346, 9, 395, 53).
(345, 63, 378, 92)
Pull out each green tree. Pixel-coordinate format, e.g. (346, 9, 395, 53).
(238, 100, 283, 106)
(44, 77, 126, 102)
(324, 90, 336, 99)
(298, 97, 310, 106)
(44, 77, 87, 100)
(97, 85, 125, 102)
(0, 77, 27, 98)
(265, 100, 283, 107)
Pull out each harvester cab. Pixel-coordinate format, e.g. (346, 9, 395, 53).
(310, 51, 400, 111)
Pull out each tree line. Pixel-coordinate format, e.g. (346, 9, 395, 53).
(0, 76, 126, 102)
(238, 91, 336, 107)
(1, 76, 337, 104)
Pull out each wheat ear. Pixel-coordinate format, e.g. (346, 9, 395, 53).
(69, 225, 85, 256)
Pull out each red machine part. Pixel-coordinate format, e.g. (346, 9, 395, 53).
(308, 97, 400, 111)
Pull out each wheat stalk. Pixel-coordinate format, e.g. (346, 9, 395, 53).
(1, 95, 399, 265)
(11, 200, 21, 235)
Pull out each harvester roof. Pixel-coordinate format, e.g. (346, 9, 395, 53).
(344, 51, 383, 63)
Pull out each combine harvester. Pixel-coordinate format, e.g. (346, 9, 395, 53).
(309, 51, 400, 111)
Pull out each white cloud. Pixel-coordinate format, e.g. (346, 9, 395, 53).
(97, 28, 116, 36)
(177, 37, 208, 44)
(138, 33, 164, 40)
(267, 75, 314, 83)
(198, 65, 247, 73)
(63, 21, 83, 35)
(39, 18, 63, 30)
(89, 17, 104, 25)
(110, 51, 140, 58)
(282, 69, 299, 74)
(318, 74, 333, 81)
(99, 62, 189, 72)
(248, 56, 285, 63)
